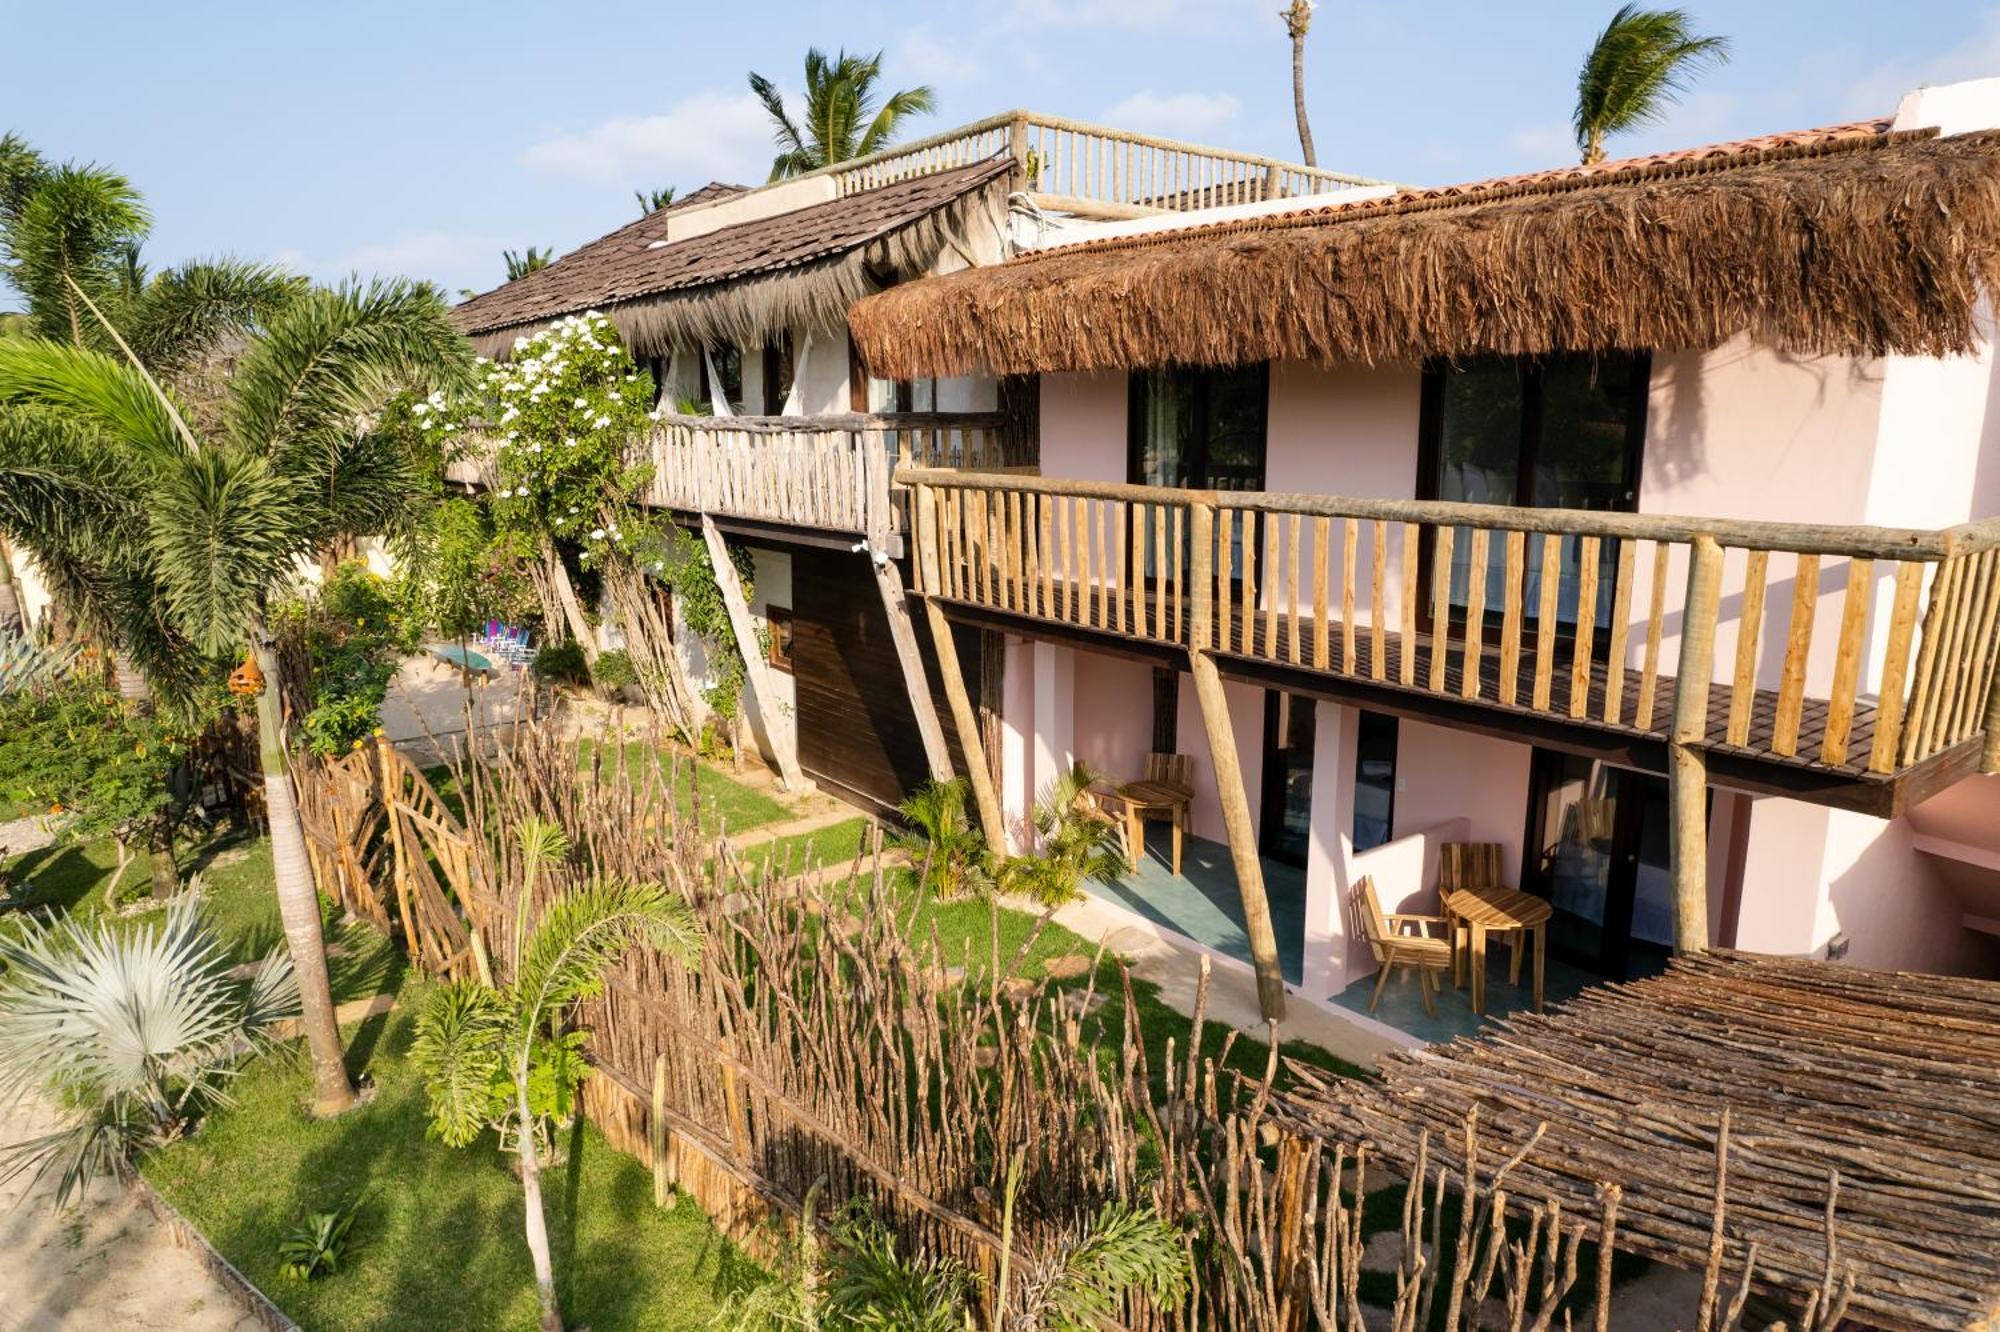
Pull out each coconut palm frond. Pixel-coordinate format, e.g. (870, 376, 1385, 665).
(410, 979, 510, 1147)
(0, 336, 191, 465)
(513, 879, 702, 1033)
(223, 277, 469, 461)
(751, 48, 933, 181)
(0, 160, 150, 346)
(1574, 5, 1730, 162)
(857, 84, 938, 159)
(144, 446, 308, 654)
(823, 1203, 974, 1330)
(1022, 1201, 1189, 1331)
(122, 257, 305, 376)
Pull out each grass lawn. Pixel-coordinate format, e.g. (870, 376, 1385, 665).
(731, 815, 872, 878)
(146, 988, 759, 1332)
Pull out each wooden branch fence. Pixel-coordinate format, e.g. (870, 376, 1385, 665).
(288, 719, 1912, 1330)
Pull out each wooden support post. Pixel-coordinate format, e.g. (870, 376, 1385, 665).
(651, 1053, 672, 1206)
(922, 598, 1007, 854)
(872, 555, 955, 782)
(700, 514, 808, 793)
(1187, 648, 1288, 1024)
(1669, 535, 1723, 955)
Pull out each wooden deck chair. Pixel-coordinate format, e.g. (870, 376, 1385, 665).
(1437, 840, 1513, 986)
(1118, 753, 1196, 875)
(1356, 876, 1456, 1017)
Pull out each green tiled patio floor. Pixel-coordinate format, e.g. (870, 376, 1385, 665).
(1084, 827, 1307, 985)
(1328, 950, 1602, 1043)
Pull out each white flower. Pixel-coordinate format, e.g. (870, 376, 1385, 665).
(444, 422, 457, 433)
(589, 528, 606, 540)
(594, 414, 611, 429)
(573, 397, 587, 409)
(530, 442, 543, 453)
(411, 402, 430, 416)
(608, 390, 622, 402)
(500, 405, 520, 423)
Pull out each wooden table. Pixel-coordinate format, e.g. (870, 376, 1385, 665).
(1118, 779, 1192, 875)
(1443, 886, 1552, 1016)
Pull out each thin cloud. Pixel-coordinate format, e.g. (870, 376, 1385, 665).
(1102, 90, 1243, 139)
(521, 89, 775, 188)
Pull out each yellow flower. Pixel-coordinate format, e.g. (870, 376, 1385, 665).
(134, 743, 147, 757)
(48, 803, 62, 815)
(352, 738, 365, 751)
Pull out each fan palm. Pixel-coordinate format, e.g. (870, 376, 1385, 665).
(413, 822, 701, 1332)
(0, 276, 470, 1115)
(748, 49, 936, 181)
(1573, 5, 1730, 165)
(0, 893, 299, 1207)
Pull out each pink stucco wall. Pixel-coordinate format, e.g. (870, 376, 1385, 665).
(1389, 721, 1534, 884)
(1070, 651, 1155, 795)
(1039, 372, 1128, 483)
(1174, 672, 1264, 844)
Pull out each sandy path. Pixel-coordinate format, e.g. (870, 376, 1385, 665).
(0, 1097, 267, 1332)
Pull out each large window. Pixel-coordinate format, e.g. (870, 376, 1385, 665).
(1351, 711, 1398, 852)
(1418, 352, 1649, 628)
(1127, 363, 1268, 491)
(698, 345, 743, 414)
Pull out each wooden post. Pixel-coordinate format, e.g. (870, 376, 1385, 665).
(651, 1053, 672, 1206)
(1669, 535, 1723, 955)
(872, 555, 955, 782)
(923, 598, 1007, 854)
(700, 514, 808, 793)
(1187, 648, 1288, 1024)
(1982, 656, 2000, 773)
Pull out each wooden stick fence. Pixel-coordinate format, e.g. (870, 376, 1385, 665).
(292, 716, 1900, 1329)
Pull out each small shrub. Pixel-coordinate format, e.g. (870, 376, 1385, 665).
(592, 648, 638, 692)
(891, 779, 994, 902)
(278, 1196, 362, 1281)
(532, 640, 590, 687)
(1000, 763, 1127, 908)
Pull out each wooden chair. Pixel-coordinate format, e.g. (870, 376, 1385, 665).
(1118, 753, 1195, 875)
(1080, 781, 1138, 872)
(1436, 841, 1516, 987)
(1356, 876, 1456, 1017)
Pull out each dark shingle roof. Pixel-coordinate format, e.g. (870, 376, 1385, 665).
(454, 158, 1011, 337)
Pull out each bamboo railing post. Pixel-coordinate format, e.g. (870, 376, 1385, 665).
(1983, 656, 2000, 773)
(1669, 536, 1724, 955)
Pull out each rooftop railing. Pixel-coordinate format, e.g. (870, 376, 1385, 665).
(823, 110, 1392, 218)
(900, 468, 2000, 779)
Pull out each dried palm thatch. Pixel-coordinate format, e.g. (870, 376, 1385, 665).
(848, 127, 2000, 378)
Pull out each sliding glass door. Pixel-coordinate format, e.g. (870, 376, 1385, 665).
(1524, 749, 1677, 979)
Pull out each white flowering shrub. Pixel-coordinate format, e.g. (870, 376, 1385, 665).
(414, 312, 657, 566)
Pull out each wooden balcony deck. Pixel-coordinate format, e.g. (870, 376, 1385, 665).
(901, 469, 2000, 815)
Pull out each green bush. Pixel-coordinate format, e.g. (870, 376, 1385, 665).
(591, 648, 638, 692)
(531, 640, 590, 686)
(278, 1196, 362, 1281)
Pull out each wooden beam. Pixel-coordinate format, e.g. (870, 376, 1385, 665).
(1669, 535, 1724, 954)
(700, 515, 808, 793)
(922, 599, 1008, 854)
(873, 557, 955, 782)
(1186, 647, 1288, 1024)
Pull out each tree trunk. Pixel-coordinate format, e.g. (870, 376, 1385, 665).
(543, 542, 597, 668)
(112, 651, 154, 714)
(1286, 0, 1318, 167)
(517, 1078, 564, 1332)
(251, 634, 358, 1116)
(147, 814, 179, 900)
(0, 538, 23, 634)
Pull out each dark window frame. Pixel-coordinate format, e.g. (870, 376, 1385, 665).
(697, 344, 744, 414)
(1412, 352, 1652, 647)
(760, 333, 795, 414)
(1350, 710, 1399, 853)
(1124, 362, 1271, 492)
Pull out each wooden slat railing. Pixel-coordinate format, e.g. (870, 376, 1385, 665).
(902, 468, 2000, 777)
(649, 412, 1024, 536)
(827, 110, 1390, 216)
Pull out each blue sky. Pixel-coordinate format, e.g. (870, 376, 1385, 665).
(5, 1, 1996, 300)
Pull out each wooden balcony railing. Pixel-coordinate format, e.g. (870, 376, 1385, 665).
(900, 469, 2000, 779)
(825, 110, 1391, 217)
(648, 413, 1024, 537)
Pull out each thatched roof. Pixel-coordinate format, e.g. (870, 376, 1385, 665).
(848, 123, 2000, 378)
(1281, 952, 2000, 1331)
(456, 159, 1012, 359)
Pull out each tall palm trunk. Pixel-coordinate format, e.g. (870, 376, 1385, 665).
(112, 650, 153, 712)
(542, 542, 597, 667)
(251, 633, 358, 1116)
(147, 815, 179, 899)
(516, 1076, 564, 1331)
(1284, 0, 1318, 167)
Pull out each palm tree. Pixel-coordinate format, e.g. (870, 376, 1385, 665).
(0, 277, 470, 1116)
(634, 185, 676, 216)
(413, 822, 700, 1332)
(748, 49, 936, 181)
(1281, 0, 1318, 167)
(0, 895, 298, 1207)
(503, 246, 551, 281)
(1573, 5, 1730, 165)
